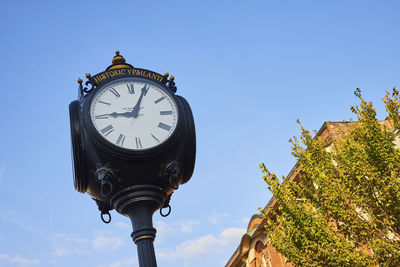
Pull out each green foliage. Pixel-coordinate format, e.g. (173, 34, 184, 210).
(260, 88, 400, 266)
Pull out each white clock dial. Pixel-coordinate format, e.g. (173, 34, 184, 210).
(90, 78, 178, 150)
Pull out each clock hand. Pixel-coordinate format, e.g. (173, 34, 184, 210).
(110, 112, 133, 118)
(132, 85, 149, 118)
(97, 112, 133, 118)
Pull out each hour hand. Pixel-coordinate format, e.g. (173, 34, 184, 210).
(95, 112, 133, 119)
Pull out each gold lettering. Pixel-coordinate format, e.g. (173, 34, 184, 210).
(89, 69, 165, 85)
(94, 76, 102, 83)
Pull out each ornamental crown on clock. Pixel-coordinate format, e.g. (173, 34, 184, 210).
(89, 77, 178, 150)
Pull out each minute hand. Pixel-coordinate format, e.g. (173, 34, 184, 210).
(132, 85, 149, 118)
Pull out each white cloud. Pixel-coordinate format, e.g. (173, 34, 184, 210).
(157, 227, 246, 262)
(53, 231, 125, 256)
(155, 220, 175, 243)
(0, 253, 9, 260)
(98, 257, 136, 267)
(207, 212, 229, 224)
(53, 233, 91, 257)
(154, 220, 201, 244)
(174, 220, 200, 234)
(9, 255, 41, 266)
(156, 249, 176, 262)
(176, 234, 221, 259)
(219, 227, 246, 246)
(0, 205, 47, 240)
(0, 253, 41, 266)
(55, 246, 70, 257)
(92, 233, 124, 251)
(54, 233, 89, 244)
(113, 221, 130, 230)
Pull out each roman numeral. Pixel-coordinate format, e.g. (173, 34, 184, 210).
(135, 137, 142, 149)
(160, 111, 173, 115)
(116, 134, 125, 146)
(100, 125, 114, 136)
(127, 84, 135, 94)
(158, 122, 171, 131)
(98, 101, 111, 105)
(109, 88, 120, 97)
(95, 114, 109, 119)
(151, 134, 160, 143)
(154, 97, 165, 104)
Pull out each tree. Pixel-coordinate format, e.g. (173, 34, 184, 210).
(260, 88, 400, 266)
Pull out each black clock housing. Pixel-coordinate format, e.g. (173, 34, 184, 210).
(69, 58, 196, 206)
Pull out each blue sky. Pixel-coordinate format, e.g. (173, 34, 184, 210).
(0, 1, 399, 266)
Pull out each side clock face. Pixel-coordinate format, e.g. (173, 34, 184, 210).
(89, 78, 178, 151)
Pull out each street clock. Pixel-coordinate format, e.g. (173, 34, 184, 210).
(69, 51, 196, 267)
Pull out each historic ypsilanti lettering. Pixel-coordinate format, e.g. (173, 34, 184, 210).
(92, 68, 164, 85)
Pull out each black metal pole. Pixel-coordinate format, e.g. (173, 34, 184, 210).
(111, 185, 166, 267)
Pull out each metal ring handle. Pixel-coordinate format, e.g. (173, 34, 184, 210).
(101, 211, 111, 224)
(160, 205, 171, 217)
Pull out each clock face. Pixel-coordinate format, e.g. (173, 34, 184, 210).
(89, 78, 178, 151)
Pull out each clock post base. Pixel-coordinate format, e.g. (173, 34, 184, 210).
(111, 185, 167, 267)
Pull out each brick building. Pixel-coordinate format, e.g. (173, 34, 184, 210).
(225, 119, 394, 267)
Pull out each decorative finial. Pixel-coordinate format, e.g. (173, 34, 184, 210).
(86, 73, 91, 78)
(112, 51, 126, 65)
(77, 78, 83, 84)
(170, 75, 175, 81)
(164, 72, 169, 77)
(107, 50, 133, 70)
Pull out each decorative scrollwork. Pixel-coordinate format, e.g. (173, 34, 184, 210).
(166, 79, 177, 93)
(162, 161, 181, 189)
(162, 73, 177, 93)
(83, 80, 95, 94)
(77, 76, 96, 99)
